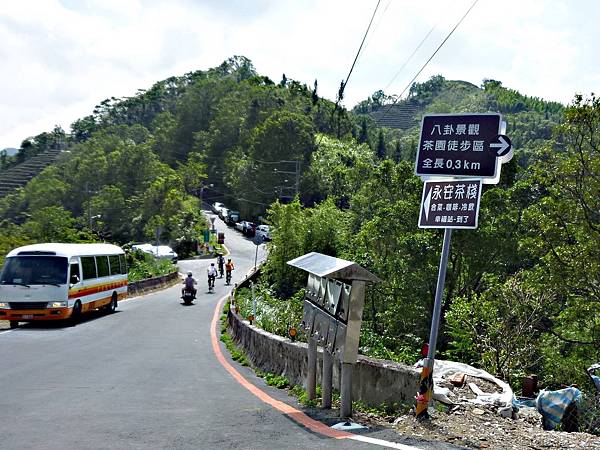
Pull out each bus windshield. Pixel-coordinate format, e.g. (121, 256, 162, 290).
(0, 256, 68, 286)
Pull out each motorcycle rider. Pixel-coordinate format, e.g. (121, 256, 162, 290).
(182, 271, 197, 298)
(216, 253, 225, 278)
(225, 258, 234, 284)
(207, 263, 218, 290)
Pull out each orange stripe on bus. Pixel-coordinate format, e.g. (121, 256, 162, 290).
(68, 280, 128, 299)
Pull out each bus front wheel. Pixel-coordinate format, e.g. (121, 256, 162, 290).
(70, 301, 82, 325)
(9, 321, 18, 329)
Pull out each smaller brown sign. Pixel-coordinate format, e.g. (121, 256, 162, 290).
(418, 179, 482, 229)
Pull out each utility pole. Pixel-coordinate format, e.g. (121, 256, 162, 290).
(294, 160, 300, 198)
(274, 160, 300, 201)
(86, 182, 92, 229)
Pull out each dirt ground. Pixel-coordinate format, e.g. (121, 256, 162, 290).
(354, 402, 600, 450)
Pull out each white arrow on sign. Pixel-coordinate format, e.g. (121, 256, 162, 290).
(423, 186, 432, 221)
(490, 135, 511, 156)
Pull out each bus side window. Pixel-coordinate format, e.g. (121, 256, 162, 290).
(119, 254, 127, 274)
(96, 256, 110, 278)
(70, 263, 80, 285)
(109, 255, 120, 276)
(81, 256, 97, 280)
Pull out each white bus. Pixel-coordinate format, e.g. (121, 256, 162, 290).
(0, 243, 128, 328)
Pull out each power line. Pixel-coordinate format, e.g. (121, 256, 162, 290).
(383, 24, 437, 93)
(201, 185, 272, 207)
(378, 0, 480, 122)
(336, 0, 382, 106)
(359, 0, 392, 60)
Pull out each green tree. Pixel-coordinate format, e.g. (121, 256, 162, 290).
(22, 206, 92, 242)
(376, 130, 386, 159)
(445, 274, 549, 383)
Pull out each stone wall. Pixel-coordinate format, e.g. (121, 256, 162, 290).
(227, 308, 420, 407)
(127, 271, 179, 296)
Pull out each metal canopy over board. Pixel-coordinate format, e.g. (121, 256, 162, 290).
(287, 252, 381, 283)
(287, 251, 380, 418)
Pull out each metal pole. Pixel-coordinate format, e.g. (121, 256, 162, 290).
(416, 228, 453, 419)
(254, 243, 259, 269)
(307, 336, 317, 400)
(251, 281, 256, 321)
(86, 182, 92, 230)
(294, 160, 300, 198)
(340, 362, 353, 418)
(322, 349, 333, 409)
(155, 227, 160, 257)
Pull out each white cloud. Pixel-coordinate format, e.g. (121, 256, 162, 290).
(1, 0, 600, 148)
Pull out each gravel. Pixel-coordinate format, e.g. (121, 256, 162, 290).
(358, 403, 600, 449)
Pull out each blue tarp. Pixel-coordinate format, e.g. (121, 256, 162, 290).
(536, 387, 581, 430)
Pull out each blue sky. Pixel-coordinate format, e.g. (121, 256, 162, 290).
(1, 0, 599, 149)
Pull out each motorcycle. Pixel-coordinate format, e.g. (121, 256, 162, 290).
(181, 288, 195, 305)
(208, 275, 216, 293)
(225, 271, 232, 285)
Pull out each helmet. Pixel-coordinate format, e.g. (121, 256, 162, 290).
(210, 263, 215, 266)
(187, 271, 192, 277)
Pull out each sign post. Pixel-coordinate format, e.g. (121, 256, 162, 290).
(414, 113, 512, 419)
(253, 234, 263, 269)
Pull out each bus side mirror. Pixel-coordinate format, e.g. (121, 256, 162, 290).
(70, 275, 80, 285)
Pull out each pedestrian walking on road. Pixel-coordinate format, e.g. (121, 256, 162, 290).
(225, 258, 234, 285)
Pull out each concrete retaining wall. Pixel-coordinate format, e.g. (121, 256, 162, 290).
(127, 271, 179, 296)
(227, 308, 420, 407)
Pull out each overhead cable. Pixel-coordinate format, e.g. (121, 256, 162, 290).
(383, 24, 436, 93)
(378, 0, 480, 121)
(336, 0, 382, 105)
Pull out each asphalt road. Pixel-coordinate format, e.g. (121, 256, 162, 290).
(0, 211, 454, 450)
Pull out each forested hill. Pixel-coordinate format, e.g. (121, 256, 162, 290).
(353, 75, 565, 166)
(0, 55, 353, 255)
(0, 58, 572, 253)
(0, 56, 599, 397)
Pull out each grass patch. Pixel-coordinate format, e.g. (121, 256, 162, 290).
(220, 332, 249, 366)
(264, 373, 290, 389)
(290, 384, 321, 408)
(353, 399, 409, 416)
(219, 301, 249, 367)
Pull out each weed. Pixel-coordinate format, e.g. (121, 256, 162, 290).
(353, 399, 405, 416)
(220, 332, 249, 366)
(290, 384, 320, 407)
(264, 373, 290, 389)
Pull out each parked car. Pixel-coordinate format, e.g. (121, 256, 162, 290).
(235, 221, 257, 236)
(132, 244, 178, 262)
(212, 202, 225, 214)
(219, 207, 229, 221)
(225, 210, 240, 226)
(255, 225, 272, 241)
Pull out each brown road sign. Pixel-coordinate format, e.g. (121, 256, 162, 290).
(415, 113, 512, 183)
(418, 179, 482, 229)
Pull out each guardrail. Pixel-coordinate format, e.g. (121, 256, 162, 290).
(127, 271, 179, 296)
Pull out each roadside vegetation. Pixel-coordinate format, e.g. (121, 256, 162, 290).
(0, 56, 598, 407)
(126, 249, 177, 282)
